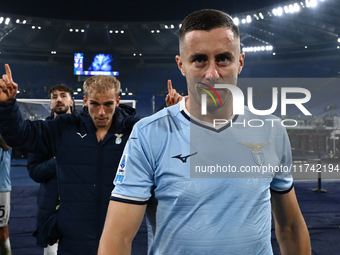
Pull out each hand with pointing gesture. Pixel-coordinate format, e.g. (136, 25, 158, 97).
(0, 64, 18, 102)
(165, 79, 183, 107)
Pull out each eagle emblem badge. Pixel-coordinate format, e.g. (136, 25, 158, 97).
(115, 133, 123, 144)
(240, 142, 269, 165)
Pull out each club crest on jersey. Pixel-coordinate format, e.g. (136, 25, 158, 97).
(115, 133, 123, 144)
(115, 154, 128, 184)
(240, 142, 269, 166)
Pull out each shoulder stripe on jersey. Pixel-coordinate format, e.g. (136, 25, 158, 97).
(110, 196, 149, 205)
(270, 183, 294, 194)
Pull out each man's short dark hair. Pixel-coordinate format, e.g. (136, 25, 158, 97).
(48, 84, 73, 99)
(179, 9, 239, 47)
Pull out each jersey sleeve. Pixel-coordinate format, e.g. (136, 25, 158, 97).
(111, 123, 155, 205)
(270, 125, 294, 193)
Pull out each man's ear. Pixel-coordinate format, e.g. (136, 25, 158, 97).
(176, 55, 185, 77)
(83, 95, 88, 106)
(116, 96, 120, 108)
(238, 52, 245, 74)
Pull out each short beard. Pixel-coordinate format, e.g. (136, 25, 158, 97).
(54, 108, 69, 115)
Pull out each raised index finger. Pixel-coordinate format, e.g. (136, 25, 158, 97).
(167, 79, 173, 94)
(4, 64, 13, 82)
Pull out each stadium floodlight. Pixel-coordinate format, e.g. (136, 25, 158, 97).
(259, 12, 264, 19)
(243, 45, 273, 53)
(294, 3, 301, 12)
(289, 4, 294, 12)
(266, 45, 273, 51)
(246, 15, 252, 23)
(241, 18, 246, 24)
(272, 8, 277, 16)
(5, 18, 10, 25)
(15, 19, 27, 24)
(284, 6, 289, 13)
(337, 38, 340, 43)
(233, 17, 240, 26)
(272, 7, 283, 16)
(306, 0, 318, 8)
(310, 0, 318, 7)
(0, 17, 3, 24)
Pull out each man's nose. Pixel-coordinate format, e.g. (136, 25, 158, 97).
(205, 62, 219, 81)
(99, 105, 105, 114)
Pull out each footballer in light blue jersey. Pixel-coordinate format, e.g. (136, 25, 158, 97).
(111, 98, 293, 255)
(99, 9, 309, 255)
(0, 148, 11, 193)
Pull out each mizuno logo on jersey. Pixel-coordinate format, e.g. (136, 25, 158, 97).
(172, 152, 198, 163)
(240, 142, 269, 166)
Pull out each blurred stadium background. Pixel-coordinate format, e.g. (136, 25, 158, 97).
(1, 0, 340, 254)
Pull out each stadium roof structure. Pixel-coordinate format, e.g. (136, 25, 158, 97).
(0, 0, 339, 63)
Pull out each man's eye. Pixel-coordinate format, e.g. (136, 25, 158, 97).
(194, 58, 205, 64)
(218, 58, 231, 66)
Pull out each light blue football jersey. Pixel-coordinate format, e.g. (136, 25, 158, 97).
(0, 148, 12, 192)
(112, 98, 293, 255)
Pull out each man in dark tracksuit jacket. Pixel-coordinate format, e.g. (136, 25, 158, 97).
(27, 84, 75, 254)
(27, 115, 60, 247)
(27, 133, 60, 248)
(0, 66, 140, 254)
